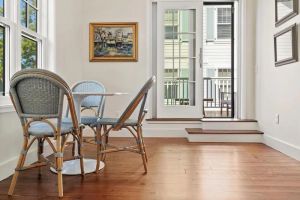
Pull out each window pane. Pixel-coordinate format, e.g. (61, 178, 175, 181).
(28, 5, 37, 32)
(28, 0, 37, 7)
(163, 9, 196, 106)
(20, 0, 27, 27)
(21, 36, 38, 69)
(217, 24, 231, 39)
(217, 8, 231, 23)
(0, 26, 4, 95)
(0, 0, 4, 17)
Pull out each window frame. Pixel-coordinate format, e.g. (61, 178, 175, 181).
(0, 0, 48, 105)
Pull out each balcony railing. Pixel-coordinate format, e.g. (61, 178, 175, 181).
(203, 77, 231, 108)
(163, 77, 231, 108)
(164, 78, 190, 106)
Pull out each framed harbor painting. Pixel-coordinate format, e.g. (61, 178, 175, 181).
(89, 22, 138, 62)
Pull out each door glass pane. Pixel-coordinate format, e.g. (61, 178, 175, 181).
(164, 9, 196, 106)
(28, 5, 37, 32)
(178, 10, 196, 33)
(20, 0, 27, 27)
(0, 26, 4, 95)
(0, 0, 4, 17)
(21, 36, 38, 69)
(28, 0, 37, 7)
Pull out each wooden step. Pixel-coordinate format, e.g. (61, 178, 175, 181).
(186, 128, 264, 135)
(201, 119, 258, 122)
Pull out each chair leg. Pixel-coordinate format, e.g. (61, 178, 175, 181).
(139, 127, 148, 162)
(137, 127, 147, 173)
(8, 136, 29, 196)
(56, 136, 63, 198)
(71, 136, 76, 157)
(95, 125, 102, 173)
(77, 128, 85, 176)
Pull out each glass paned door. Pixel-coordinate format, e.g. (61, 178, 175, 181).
(157, 1, 203, 118)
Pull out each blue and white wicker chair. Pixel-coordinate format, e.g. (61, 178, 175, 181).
(64, 81, 106, 154)
(91, 76, 156, 173)
(66, 80, 106, 126)
(8, 69, 84, 198)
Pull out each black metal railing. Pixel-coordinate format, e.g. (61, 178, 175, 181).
(163, 77, 231, 108)
(203, 77, 231, 108)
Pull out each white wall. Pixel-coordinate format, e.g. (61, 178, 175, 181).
(81, 0, 151, 118)
(54, 0, 84, 84)
(256, 0, 300, 160)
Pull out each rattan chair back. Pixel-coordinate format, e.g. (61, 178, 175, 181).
(69, 81, 106, 117)
(114, 76, 156, 130)
(9, 69, 79, 130)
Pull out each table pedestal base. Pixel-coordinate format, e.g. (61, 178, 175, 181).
(50, 159, 105, 175)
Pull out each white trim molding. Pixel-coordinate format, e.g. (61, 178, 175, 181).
(0, 143, 52, 181)
(0, 104, 14, 113)
(263, 134, 300, 161)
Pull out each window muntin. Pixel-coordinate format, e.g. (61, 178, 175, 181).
(21, 35, 38, 69)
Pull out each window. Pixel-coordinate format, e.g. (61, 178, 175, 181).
(20, 0, 38, 32)
(21, 36, 37, 69)
(20, 0, 41, 71)
(164, 10, 178, 39)
(205, 6, 232, 41)
(0, 0, 48, 98)
(217, 8, 231, 39)
(0, 0, 4, 17)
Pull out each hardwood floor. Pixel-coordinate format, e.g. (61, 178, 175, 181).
(1, 138, 300, 200)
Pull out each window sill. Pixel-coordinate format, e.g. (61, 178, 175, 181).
(0, 96, 14, 113)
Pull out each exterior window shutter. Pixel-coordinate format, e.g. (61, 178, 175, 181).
(206, 7, 215, 41)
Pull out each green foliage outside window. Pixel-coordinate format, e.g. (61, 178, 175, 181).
(21, 36, 37, 69)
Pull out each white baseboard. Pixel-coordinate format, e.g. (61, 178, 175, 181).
(188, 134, 263, 143)
(0, 144, 52, 181)
(263, 134, 300, 161)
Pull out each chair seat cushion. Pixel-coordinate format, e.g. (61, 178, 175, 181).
(63, 116, 99, 126)
(28, 122, 74, 137)
(91, 118, 138, 127)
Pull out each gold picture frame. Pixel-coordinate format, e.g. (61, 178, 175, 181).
(89, 22, 138, 62)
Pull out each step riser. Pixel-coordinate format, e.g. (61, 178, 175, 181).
(203, 122, 258, 130)
(188, 134, 263, 143)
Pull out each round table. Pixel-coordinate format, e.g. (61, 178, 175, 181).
(51, 92, 127, 175)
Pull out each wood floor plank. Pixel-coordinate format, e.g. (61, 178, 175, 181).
(0, 138, 300, 200)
